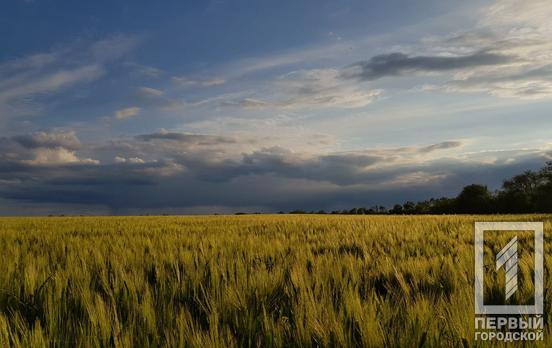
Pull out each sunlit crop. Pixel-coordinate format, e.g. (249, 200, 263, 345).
(0, 215, 550, 347)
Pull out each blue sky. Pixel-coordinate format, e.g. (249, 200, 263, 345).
(1, 0, 551, 214)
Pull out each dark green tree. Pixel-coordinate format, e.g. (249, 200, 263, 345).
(455, 184, 493, 214)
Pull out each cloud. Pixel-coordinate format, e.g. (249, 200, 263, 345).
(135, 129, 240, 145)
(419, 141, 464, 153)
(134, 87, 183, 110)
(123, 62, 164, 78)
(214, 141, 465, 185)
(12, 131, 81, 150)
(216, 35, 355, 79)
(2, 1, 551, 214)
(0, 131, 98, 167)
(1, 130, 530, 214)
(226, 98, 273, 110)
(0, 52, 58, 73)
(435, 63, 552, 99)
(114, 156, 145, 164)
(275, 69, 381, 109)
(0, 65, 104, 103)
(25, 148, 99, 165)
(114, 106, 140, 120)
(418, 0, 552, 99)
(227, 69, 381, 110)
(0, 35, 142, 123)
(309, 1, 552, 100)
(138, 87, 164, 97)
(172, 76, 225, 87)
(343, 51, 512, 81)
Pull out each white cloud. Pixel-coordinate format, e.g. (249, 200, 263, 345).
(0, 35, 147, 130)
(275, 69, 381, 108)
(25, 147, 99, 165)
(1, 130, 99, 166)
(134, 87, 184, 110)
(425, 0, 552, 99)
(227, 68, 381, 110)
(172, 76, 225, 87)
(0, 52, 59, 73)
(139, 87, 164, 97)
(0, 35, 143, 126)
(114, 106, 140, 120)
(114, 156, 145, 164)
(0, 65, 104, 103)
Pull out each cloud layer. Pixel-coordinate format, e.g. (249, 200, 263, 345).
(0, 35, 141, 126)
(343, 51, 512, 81)
(0, 130, 548, 214)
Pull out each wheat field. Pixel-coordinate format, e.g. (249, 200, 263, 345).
(0, 215, 549, 347)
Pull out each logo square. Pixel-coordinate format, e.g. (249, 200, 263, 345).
(474, 222, 543, 315)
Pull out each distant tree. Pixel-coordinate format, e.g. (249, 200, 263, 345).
(535, 162, 552, 212)
(414, 201, 431, 214)
(283, 162, 552, 215)
(455, 184, 493, 214)
(496, 170, 539, 213)
(402, 201, 416, 214)
(389, 204, 404, 214)
(430, 197, 455, 214)
(504, 170, 541, 195)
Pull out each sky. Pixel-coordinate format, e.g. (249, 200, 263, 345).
(1, 0, 552, 215)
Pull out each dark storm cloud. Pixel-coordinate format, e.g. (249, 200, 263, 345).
(1, 154, 547, 215)
(3, 188, 108, 205)
(45, 163, 159, 187)
(230, 147, 385, 185)
(135, 131, 240, 145)
(343, 51, 512, 81)
(419, 141, 463, 153)
(0, 130, 547, 214)
(11, 131, 81, 150)
(203, 141, 461, 184)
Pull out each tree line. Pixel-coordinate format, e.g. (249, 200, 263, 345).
(283, 162, 552, 215)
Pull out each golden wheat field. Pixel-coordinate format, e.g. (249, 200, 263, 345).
(0, 215, 549, 347)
